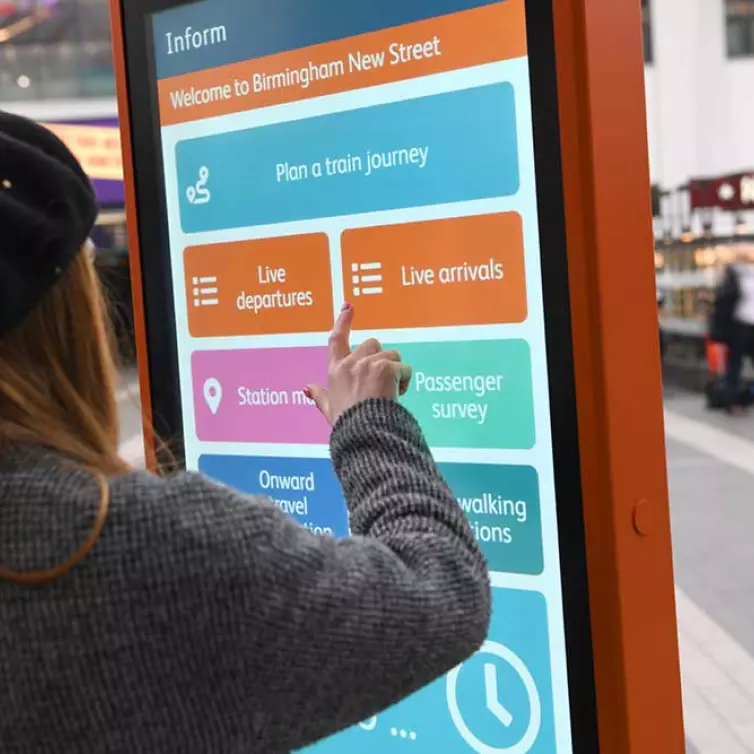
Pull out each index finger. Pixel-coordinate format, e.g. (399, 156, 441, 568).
(328, 303, 354, 367)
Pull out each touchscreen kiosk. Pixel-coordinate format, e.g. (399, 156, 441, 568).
(111, 0, 684, 751)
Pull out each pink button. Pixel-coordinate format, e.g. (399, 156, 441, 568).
(192, 347, 330, 444)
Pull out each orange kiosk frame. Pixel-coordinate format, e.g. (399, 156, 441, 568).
(111, 0, 685, 750)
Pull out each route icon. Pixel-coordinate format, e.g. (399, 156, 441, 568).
(186, 165, 211, 205)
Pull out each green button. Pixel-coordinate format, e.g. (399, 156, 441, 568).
(439, 463, 543, 575)
(390, 339, 535, 449)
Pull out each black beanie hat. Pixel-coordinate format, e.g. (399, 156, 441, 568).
(0, 111, 98, 337)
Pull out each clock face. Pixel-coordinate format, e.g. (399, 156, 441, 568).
(446, 640, 543, 754)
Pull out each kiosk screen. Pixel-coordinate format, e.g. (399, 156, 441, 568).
(139, 1, 593, 751)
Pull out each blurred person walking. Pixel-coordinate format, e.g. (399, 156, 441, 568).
(0, 112, 490, 753)
(710, 255, 754, 414)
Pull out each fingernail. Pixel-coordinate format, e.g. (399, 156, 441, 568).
(341, 302, 353, 312)
(303, 386, 313, 399)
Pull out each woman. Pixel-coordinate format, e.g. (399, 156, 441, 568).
(0, 113, 490, 752)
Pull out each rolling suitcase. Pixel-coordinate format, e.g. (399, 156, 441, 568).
(704, 338, 727, 410)
(704, 337, 754, 409)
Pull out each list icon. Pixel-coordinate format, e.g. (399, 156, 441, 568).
(351, 261, 383, 297)
(203, 378, 223, 415)
(191, 275, 220, 308)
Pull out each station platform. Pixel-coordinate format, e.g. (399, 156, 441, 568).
(665, 388, 754, 753)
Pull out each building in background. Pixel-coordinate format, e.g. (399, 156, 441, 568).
(645, 0, 754, 380)
(645, 0, 754, 233)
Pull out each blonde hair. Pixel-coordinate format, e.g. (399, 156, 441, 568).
(0, 245, 129, 476)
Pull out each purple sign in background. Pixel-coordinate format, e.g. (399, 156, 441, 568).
(58, 117, 124, 207)
(192, 346, 330, 444)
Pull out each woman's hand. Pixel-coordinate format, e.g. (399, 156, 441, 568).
(307, 303, 413, 425)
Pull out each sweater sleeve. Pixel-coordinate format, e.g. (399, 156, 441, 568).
(125, 399, 490, 751)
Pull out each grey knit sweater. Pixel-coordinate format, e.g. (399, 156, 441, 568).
(0, 399, 490, 753)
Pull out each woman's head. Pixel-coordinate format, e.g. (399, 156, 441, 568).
(0, 112, 127, 475)
(0, 246, 127, 474)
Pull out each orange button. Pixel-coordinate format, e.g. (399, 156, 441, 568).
(341, 212, 527, 330)
(185, 234, 334, 338)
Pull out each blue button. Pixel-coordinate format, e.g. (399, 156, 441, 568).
(176, 83, 519, 232)
(306, 588, 557, 753)
(198, 454, 349, 537)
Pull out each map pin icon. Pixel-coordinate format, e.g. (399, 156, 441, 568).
(203, 378, 223, 415)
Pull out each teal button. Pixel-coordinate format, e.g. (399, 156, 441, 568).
(389, 339, 535, 449)
(439, 463, 542, 575)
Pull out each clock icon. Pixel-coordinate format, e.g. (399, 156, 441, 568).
(446, 641, 542, 754)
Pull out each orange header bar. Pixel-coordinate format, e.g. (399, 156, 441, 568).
(157, 1, 526, 126)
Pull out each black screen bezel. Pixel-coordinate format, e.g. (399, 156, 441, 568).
(118, 0, 599, 749)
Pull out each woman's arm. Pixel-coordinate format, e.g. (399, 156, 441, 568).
(125, 399, 489, 751)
